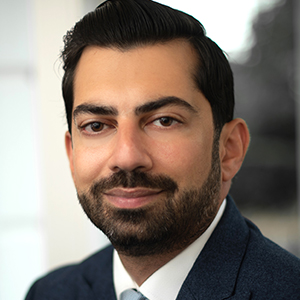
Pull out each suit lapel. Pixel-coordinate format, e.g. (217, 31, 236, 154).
(176, 196, 251, 300)
(81, 245, 117, 300)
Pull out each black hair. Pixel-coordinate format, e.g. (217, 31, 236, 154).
(61, 0, 234, 134)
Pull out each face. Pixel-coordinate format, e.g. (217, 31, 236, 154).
(66, 41, 222, 256)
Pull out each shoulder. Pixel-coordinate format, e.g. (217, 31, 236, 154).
(245, 217, 299, 269)
(208, 196, 300, 298)
(239, 218, 300, 296)
(25, 245, 114, 300)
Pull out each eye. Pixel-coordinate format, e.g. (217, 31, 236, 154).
(152, 117, 179, 127)
(82, 122, 108, 133)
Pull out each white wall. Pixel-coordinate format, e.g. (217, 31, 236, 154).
(0, 1, 45, 299)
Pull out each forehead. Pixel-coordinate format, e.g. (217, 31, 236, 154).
(73, 40, 202, 110)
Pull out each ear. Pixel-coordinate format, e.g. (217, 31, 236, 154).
(219, 118, 250, 182)
(65, 131, 75, 182)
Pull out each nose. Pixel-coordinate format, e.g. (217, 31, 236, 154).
(107, 123, 153, 173)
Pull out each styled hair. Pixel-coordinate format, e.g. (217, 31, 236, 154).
(61, 0, 234, 134)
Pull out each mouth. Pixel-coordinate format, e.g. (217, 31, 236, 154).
(103, 187, 163, 209)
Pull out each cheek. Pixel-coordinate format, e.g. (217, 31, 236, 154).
(154, 138, 213, 188)
(72, 146, 108, 190)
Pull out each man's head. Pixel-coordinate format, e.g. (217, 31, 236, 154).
(63, 0, 250, 257)
(62, 0, 234, 136)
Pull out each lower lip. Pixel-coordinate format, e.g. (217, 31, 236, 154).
(104, 192, 162, 209)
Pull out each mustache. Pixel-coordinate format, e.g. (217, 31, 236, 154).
(90, 170, 178, 197)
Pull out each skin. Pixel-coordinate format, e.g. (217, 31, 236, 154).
(65, 40, 250, 285)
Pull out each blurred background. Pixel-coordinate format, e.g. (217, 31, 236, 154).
(0, 0, 299, 299)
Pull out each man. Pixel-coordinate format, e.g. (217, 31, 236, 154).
(26, 0, 300, 299)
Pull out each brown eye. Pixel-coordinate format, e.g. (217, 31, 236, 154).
(90, 122, 104, 132)
(152, 116, 179, 128)
(79, 121, 112, 135)
(159, 117, 174, 127)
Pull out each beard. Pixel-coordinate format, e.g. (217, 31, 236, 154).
(77, 137, 221, 257)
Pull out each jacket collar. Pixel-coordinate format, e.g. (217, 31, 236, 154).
(81, 245, 117, 299)
(176, 195, 251, 300)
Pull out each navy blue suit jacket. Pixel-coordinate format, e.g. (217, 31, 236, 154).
(25, 196, 300, 299)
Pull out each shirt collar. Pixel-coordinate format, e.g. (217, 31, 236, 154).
(114, 199, 226, 300)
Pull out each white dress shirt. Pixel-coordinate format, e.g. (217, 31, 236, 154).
(114, 199, 226, 300)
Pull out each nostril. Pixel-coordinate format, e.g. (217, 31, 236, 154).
(108, 149, 153, 173)
(107, 128, 153, 173)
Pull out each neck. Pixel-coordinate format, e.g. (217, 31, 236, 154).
(118, 249, 184, 286)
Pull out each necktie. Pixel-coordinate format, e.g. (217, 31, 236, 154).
(120, 289, 148, 300)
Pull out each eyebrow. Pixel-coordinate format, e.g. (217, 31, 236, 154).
(135, 96, 198, 115)
(73, 96, 198, 121)
(73, 103, 118, 121)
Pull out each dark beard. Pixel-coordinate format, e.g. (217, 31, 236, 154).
(77, 138, 221, 257)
